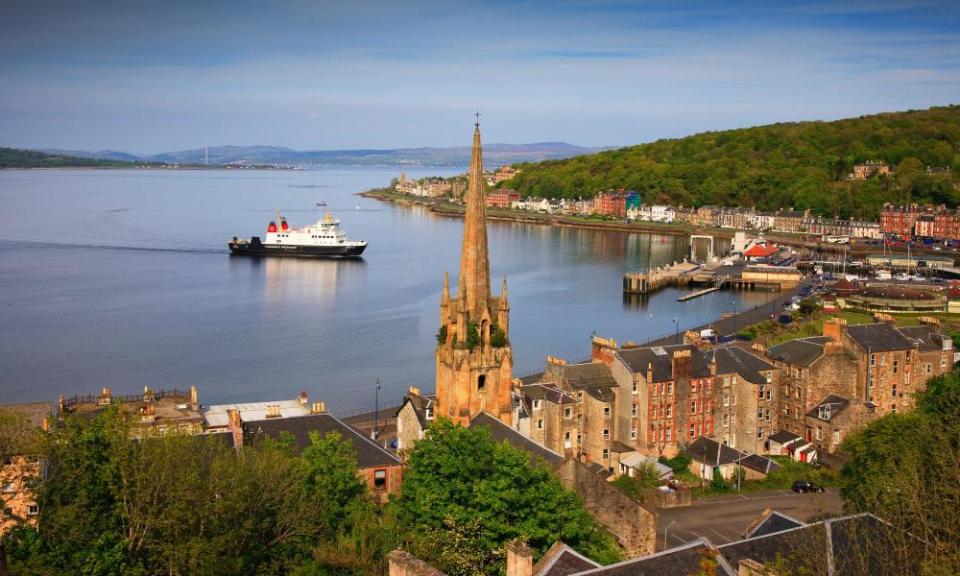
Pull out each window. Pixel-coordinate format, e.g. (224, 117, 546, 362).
(631, 404, 638, 416)
(564, 431, 572, 449)
(757, 428, 763, 439)
(723, 391, 730, 406)
(722, 413, 729, 427)
(765, 409, 771, 422)
(891, 404, 897, 414)
(374, 469, 387, 489)
(766, 390, 772, 401)
(926, 364, 932, 375)
(893, 360, 899, 374)
(564, 407, 573, 419)
(666, 428, 672, 441)
(722, 435, 729, 445)
(630, 428, 637, 439)
(765, 372, 772, 383)
(691, 400, 697, 414)
(602, 448, 609, 459)
(870, 354, 876, 367)
(815, 426, 822, 440)
(532, 399, 541, 409)
(632, 381, 638, 393)
(689, 424, 695, 438)
(892, 385, 897, 398)
(537, 419, 543, 430)
(603, 429, 610, 439)
(603, 407, 611, 417)
(691, 381, 698, 392)
(667, 382, 674, 394)
(666, 405, 672, 418)
(27, 504, 39, 516)
(833, 430, 840, 445)
(477, 375, 486, 390)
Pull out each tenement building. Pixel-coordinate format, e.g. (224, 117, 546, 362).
(435, 119, 513, 426)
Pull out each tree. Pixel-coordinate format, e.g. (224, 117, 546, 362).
(395, 420, 621, 574)
(839, 369, 960, 574)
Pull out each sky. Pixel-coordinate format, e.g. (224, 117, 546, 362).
(1, 0, 959, 154)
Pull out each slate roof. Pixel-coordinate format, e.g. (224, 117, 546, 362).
(685, 436, 745, 466)
(846, 322, 916, 352)
(769, 429, 802, 444)
(743, 510, 806, 539)
(897, 325, 950, 352)
(533, 542, 599, 576)
(575, 538, 735, 576)
(243, 413, 401, 468)
(616, 344, 712, 381)
(561, 363, 617, 402)
(523, 383, 576, 405)
(707, 347, 774, 385)
(767, 336, 833, 367)
(807, 395, 850, 421)
(396, 393, 435, 428)
(468, 411, 565, 467)
(740, 453, 780, 475)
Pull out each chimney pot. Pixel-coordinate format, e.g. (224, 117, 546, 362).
(311, 401, 326, 414)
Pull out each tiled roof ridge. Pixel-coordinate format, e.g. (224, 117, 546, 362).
(570, 537, 716, 576)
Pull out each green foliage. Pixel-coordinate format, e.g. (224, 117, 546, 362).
(396, 420, 621, 574)
(0, 147, 141, 168)
(437, 325, 448, 345)
(839, 368, 960, 573)
(465, 322, 480, 350)
(659, 453, 692, 473)
(610, 464, 661, 502)
(1, 408, 380, 576)
(503, 106, 960, 219)
(489, 322, 507, 348)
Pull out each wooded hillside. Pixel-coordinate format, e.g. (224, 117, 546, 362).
(503, 106, 960, 219)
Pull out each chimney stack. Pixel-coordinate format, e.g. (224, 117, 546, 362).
(505, 541, 533, 576)
(266, 404, 281, 418)
(189, 385, 199, 411)
(97, 387, 113, 406)
(311, 401, 326, 414)
(298, 390, 309, 406)
(226, 408, 243, 451)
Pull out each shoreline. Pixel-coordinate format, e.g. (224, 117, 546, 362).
(357, 188, 908, 256)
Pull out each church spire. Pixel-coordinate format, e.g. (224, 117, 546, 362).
(458, 115, 492, 319)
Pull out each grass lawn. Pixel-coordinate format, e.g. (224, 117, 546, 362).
(689, 457, 838, 498)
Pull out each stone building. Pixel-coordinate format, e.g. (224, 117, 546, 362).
(767, 320, 859, 437)
(225, 403, 403, 501)
(706, 346, 778, 454)
(395, 387, 435, 457)
(772, 209, 809, 233)
(1, 402, 50, 536)
(58, 385, 203, 438)
(804, 395, 877, 455)
(520, 381, 577, 458)
(597, 340, 716, 458)
(435, 120, 513, 426)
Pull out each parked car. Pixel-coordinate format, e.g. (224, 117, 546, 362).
(791, 480, 825, 493)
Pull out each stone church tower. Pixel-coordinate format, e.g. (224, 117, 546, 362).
(435, 119, 513, 426)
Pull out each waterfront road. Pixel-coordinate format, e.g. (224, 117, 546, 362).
(644, 281, 814, 347)
(655, 488, 843, 550)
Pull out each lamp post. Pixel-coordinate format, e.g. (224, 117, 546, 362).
(672, 318, 679, 344)
(372, 378, 381, 441)
(664, 520, 676, 549)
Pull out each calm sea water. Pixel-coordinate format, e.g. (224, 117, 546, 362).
(0, 168, 775, 412)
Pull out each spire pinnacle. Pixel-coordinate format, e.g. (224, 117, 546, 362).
(458, 114, 491, 318)
(474, 109, 481, 128)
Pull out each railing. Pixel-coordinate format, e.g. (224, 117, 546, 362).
(61, 387, 193, 410)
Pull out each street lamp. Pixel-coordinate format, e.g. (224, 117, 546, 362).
(672, 318, 679, 344)
(664, 520, 676, 549)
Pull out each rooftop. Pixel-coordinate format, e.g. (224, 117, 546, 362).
(243, 412, 400, 468)
(204, 398, 311, 428)
(706, 347, 773, 385)
(468, 411, 565, 467)
(846, 322, 917, 352)
(767, 336, 833, 367)
(617, 344, 712, 381)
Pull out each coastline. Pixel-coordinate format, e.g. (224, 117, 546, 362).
(357, 188, 882, 254)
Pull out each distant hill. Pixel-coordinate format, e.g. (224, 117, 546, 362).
(0, 148, 140, 168)
(40, 148, 142, 162)
(502, 105, 960, 220)
(27, 142, 602, 167)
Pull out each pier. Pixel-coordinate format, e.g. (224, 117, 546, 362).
(624, 261, 801, 300)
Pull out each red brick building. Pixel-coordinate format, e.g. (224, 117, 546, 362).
(594, 189, 627, 218)
(486, 189, 520, 208)
(880, 203, 920, 238)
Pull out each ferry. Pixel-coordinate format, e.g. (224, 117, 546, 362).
(228, 209, 367, 258)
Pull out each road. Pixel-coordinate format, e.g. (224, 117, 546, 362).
(655, 488, 843, 550)
(644, 281, 813, 346)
